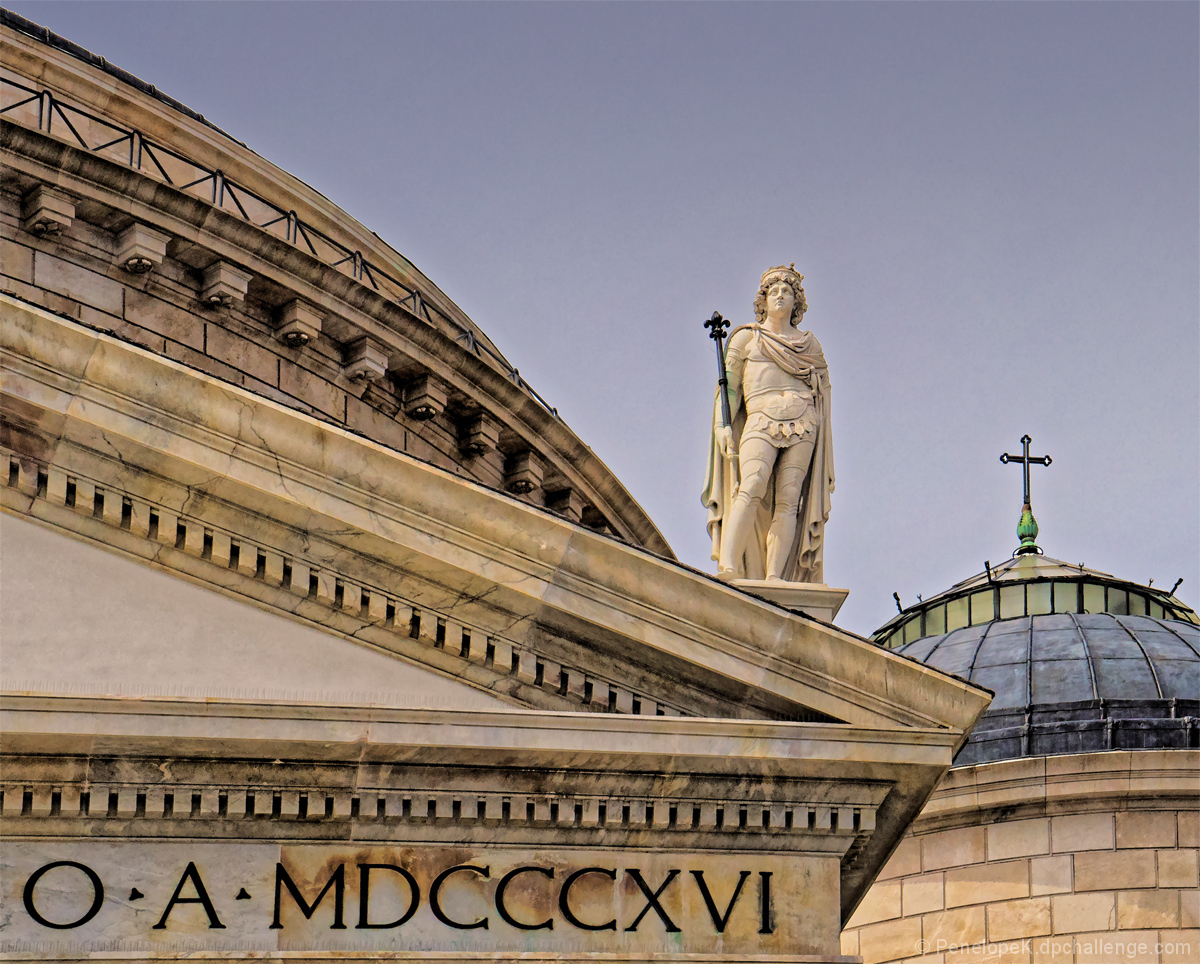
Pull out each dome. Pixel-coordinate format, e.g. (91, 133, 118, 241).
(895, 612, 1199, 764)
(873, 552, 1198, 652)
(873, 448, 1198, 764)
(873, 543, 1199, 764)
(0, 8, 672, 557)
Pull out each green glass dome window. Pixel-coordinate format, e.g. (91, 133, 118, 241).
(874, 555, 1196, 651)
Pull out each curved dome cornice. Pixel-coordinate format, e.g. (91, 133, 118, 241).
(1, 15, 672, 556)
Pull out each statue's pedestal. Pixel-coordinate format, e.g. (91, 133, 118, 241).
(732, 579, 849, 624)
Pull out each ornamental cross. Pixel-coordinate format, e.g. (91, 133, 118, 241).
(1000, 434, 1052, 555)
(1000, 434, 1052, 507)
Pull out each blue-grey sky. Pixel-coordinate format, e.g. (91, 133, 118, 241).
(11, 1, 1197, 635)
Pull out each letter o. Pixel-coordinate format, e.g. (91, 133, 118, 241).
(23, 861, 105, 929)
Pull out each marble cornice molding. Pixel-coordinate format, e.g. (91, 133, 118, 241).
(1, 295, 991, 735)
(0, 119, 668, 555)
(0, 955, 856, 964)
(0, 692, 942, 852)
(0, 694, 956, 919)
(0, 693, 961, 766)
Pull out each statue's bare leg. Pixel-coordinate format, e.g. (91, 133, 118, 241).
(764, 438, 816, 580)
(718, 436, 779, 576)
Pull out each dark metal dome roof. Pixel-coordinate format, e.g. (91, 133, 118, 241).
(896, 613, 1200, 764)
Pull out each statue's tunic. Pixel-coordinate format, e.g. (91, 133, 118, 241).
(702, 325, 835, 583)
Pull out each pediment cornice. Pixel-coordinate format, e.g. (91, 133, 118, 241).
(2, 294, 990, 735)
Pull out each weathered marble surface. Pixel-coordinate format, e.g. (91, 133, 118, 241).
(1, 293, 991, 925)
(0, 688, 955, 934)
(1, 514, 510, 708)
(1, 843, 838, 955)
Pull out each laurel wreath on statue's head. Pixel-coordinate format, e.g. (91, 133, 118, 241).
(753, 263, 807, 325)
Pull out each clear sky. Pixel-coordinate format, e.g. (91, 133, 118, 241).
(10, 1, 1197, 636)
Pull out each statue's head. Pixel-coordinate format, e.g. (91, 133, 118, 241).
(753, 264, 807, 326)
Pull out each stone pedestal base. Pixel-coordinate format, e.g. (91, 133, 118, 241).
(732, 579, 850, 623)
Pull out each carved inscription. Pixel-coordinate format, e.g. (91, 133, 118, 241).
(1, 844, 838, 955)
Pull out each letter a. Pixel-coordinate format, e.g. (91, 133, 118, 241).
(153, 862, 225, 929)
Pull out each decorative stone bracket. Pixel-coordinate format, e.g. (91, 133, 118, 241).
(115, 222, 170, 274)
(273, 298, 323, 348)
(20, 184, 74, 237)
(342, 335, 389, 382)
(460, 413, 500, 457)
(199, 260, 253, 307)
(403, 373, 447, 420)
(505, 451, 544, 496)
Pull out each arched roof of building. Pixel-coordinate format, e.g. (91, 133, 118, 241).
(874, 552, 1197, 652)
(897, 612, 1199, 764)
(875, 522, 1199, 764)
(0, 8, 673, 556)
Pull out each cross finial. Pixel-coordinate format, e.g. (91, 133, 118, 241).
(1000, 435, 1052, 555)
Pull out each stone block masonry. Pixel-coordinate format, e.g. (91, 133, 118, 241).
(842, 755, 1199, 964)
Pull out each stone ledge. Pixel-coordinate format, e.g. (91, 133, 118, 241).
(0, 955, 862, 963)
(731, 580, 850, 625)
(914, 751, 1200, 831)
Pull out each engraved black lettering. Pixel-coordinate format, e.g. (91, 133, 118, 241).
(624, 868, 680, 932)
(429, 864, 489, 930)
(758, 871, 774, 934)
(495, 865, 554, 931)
(23, 861, 104, 929)
(270, 863, 345, 929)
(357, 863, 420, 929)
(559, 867, 616, 931)
(691, 869, 750, 933)
(153, 862, 225, 930)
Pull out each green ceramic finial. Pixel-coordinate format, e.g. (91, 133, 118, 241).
(1000, 435, 1052, 557)
(1016, 503, 1040, 555)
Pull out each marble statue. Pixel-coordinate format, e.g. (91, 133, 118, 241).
(702, 265, 834, 584)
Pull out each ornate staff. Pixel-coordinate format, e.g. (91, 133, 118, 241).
(704, 311, 733, 431)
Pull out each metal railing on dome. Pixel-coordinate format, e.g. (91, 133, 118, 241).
(0, 76, 560, 419)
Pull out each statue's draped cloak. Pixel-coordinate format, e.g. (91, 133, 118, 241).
(701, 325, 834, 583)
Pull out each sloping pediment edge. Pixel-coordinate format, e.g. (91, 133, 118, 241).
(2, 295, 991, 733)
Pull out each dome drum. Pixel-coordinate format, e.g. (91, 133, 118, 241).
(956, 697, 1200, 765)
